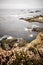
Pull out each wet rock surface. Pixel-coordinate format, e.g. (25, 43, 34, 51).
(0, 36, 26, 50)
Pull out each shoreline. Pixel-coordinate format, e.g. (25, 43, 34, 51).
(20, 15, 43, 23)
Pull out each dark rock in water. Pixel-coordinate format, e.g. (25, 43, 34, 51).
(32, 27, 43, 32)
(1, 38, 17, 50)
(0, 35, 17, 50)
(0, 36, 27, 50)
(29, 11, 34, 13)
(35, 10, 41, 13)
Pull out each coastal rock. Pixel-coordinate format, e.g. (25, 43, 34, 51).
(0, 36, 26, 50)
(20, 15, 43, 23)
(0, 36, 17, 50)
(32, 27, 43, 32)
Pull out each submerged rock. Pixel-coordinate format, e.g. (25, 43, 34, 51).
(35, 10, 41, 13)
(29, 11, 34, 13)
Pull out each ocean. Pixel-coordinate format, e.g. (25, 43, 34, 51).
(0, 9, 43, 42)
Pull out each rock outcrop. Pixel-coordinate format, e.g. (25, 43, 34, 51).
(32, 27, 43, 32)
(20, 15, 43, 23)
(0, 32, 43, 65)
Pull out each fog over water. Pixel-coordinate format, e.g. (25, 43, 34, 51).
(0, 0, 43, 9)
(0, 9, 43, 42)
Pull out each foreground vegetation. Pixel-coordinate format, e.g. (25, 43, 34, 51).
(0, 32, 43, 65)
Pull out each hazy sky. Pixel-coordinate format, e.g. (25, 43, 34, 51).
(0, 0, 43, 9)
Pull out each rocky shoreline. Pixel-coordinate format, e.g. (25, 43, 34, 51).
(20, 15, 43, 23)
(0, 32, 43, 65)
